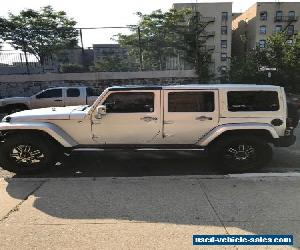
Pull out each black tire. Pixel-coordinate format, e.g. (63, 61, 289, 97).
(287, 102, 299, 128)
(0, 133, 58, 174)
(208, 135, 273, 173)
(7, 104, 28, 115)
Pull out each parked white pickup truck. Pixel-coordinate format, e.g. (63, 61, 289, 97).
(0, 84, 298, 174)
(0, 86, 98, 114)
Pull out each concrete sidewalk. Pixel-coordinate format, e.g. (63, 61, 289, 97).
(0, 175, 299, 250)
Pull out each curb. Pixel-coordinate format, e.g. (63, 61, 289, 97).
(1, 172, 300, 182)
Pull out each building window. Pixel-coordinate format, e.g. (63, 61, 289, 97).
(259, 25, 267, 34)
(221, 26, 228, 35)
(288, 11, 295, 20)
(222, 12, 228, 21)
(221, 53, 227, 61)
(221, 40, 227, 48)
(287, 25, 294, 35)
(275, 10, 283, 21)
(220, 66, 227, 74)
(275, 25, 282, 32)
(168, 92, 215, 112)
(259, 40, 266, 48)
(286, 39, 293, 45)
(260, 11, 267, 20)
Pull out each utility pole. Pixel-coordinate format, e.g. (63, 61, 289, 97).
(21, 34, 30, 75)
(137, 26, 143, 71)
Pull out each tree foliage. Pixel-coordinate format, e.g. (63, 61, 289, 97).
(92, 55, 139, 72)
(230, 32, 300, 91)
(116, 9, 213, 80)
(1, 6, 78, 65)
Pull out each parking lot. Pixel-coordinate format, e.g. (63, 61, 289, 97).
(1, 127, 299, 178)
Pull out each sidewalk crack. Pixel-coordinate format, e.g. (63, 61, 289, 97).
(0, 181, 46, 223)
(198, 180, 230, 235)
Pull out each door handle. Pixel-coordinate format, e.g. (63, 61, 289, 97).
(54, 99, 62, 102)
(141, 116, 158, 122)
(195, 116, 213, 121)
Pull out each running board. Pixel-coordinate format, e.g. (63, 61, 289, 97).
(74, 148, 205, 152)
(73, 144, 205, 152)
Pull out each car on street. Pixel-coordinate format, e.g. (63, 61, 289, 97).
(0, 84, 298, 174)
(0, 86, 98, 114)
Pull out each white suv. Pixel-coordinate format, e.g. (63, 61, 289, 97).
(0, 84, 297, 174)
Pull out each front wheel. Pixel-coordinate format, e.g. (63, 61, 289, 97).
(208, 136, 273, 173)
(0, 134, 58, 174)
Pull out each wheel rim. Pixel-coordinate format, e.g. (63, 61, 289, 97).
(10, 144, 45, 165)
(224, 144, 256, 162)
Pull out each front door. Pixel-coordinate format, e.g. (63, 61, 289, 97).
(91, 90, 161, 144)
(162, 89, 219, 144)
(32, 88, 65, 108)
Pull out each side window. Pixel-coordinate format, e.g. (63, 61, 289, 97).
(288, 11, 295, 20)
(103, 92, 154, 113)
(227, 91, 279, 112)
(260, 11, 267, 20)
(259, 39, 266, 48)
(36, 89, 62, 99)
(87, 87, 100, 96)
(259, 25, 267, 34)
(67, 88, 80, 97)
(221, 26, 228, 35)
(168, 92, 215, 112)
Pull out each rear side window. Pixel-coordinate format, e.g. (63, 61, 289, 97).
(168, 92, 215, 112)
(87, 87, 100, 96)
(67, 88, 80, 97)
(36, 89, 62, 99)
(227, 91, 279, 111)
(103, 92, 154, 113)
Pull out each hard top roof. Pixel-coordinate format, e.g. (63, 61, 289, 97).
(108, 84, 281, 91)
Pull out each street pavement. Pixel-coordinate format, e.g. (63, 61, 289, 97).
(0, 175, 300, 249)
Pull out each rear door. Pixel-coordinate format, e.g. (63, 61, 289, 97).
(65, 88, 85, 106)
(162, 89, 219, 144)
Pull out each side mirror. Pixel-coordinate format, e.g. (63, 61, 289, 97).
(95, 105, 106, 119)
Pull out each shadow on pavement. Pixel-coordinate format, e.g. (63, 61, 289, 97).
(4, 176, 300, 247)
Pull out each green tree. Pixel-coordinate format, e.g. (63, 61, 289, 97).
(230, 32, 300, 91)
(0, 17, 10, 48)
(116, 9, 213, 80)
(2, 6, 78, 66)
(92, 55, 139, 72)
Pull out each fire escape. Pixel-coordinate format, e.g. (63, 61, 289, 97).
(274, 3, 298, 37)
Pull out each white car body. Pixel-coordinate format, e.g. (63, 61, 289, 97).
(0, 86, 98, 112)
(0, 84, 294, 148)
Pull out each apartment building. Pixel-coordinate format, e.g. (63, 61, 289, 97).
(173, 2, 232, 80)
(232, 2, 300, 55)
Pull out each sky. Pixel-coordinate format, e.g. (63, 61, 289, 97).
(1, 0, 299, 48)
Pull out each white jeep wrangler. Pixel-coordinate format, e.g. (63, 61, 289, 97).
(0, 84, 297, 174)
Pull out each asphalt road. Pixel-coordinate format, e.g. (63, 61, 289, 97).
(0, 127, 299, 178)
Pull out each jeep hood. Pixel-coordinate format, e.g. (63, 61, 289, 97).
(3, 106, 86, 122)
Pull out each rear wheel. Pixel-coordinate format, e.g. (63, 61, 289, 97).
(0, 134, 58, 174)
(208, 136, 272, 173)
